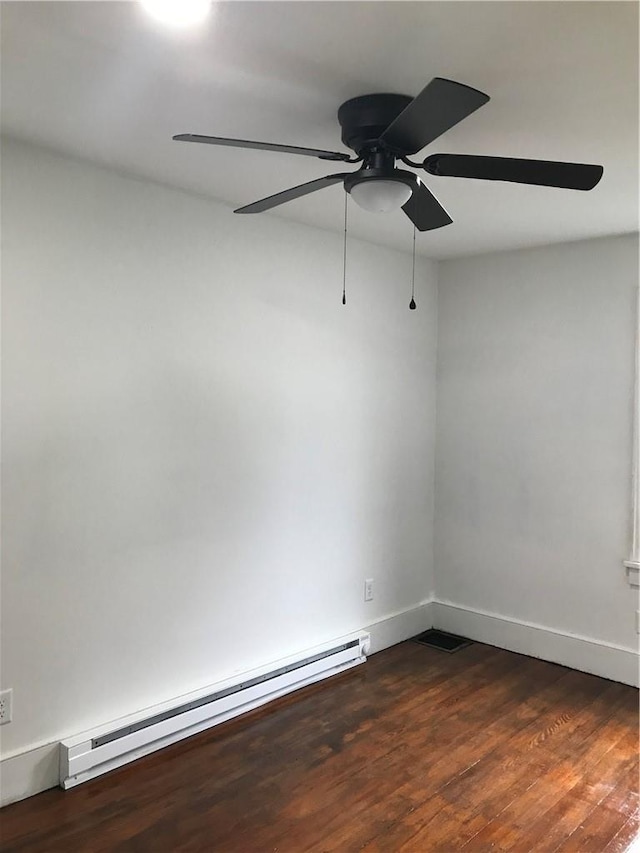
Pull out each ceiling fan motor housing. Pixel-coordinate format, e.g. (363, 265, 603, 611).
(338, 93, 413, 155)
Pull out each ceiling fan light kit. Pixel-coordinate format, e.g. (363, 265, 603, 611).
(347, 175, 413, 213)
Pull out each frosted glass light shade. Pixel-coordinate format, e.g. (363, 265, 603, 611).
(141, 0, 210, 27)
(350, 179, 413, 213)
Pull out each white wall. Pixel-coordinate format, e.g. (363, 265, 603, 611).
(435, 235, 639, 654)
(0, 139, 438, 763)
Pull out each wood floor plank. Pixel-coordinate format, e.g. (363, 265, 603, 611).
(457, 700, 638, 852)
(366, 669, 614, 851)
(1, 641, 637, 853)
(506, 727, 639, 853)
(250, 655, 566, 851)
(602, 815, 640, 853)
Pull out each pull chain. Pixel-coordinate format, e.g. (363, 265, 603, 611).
(409, 225, 417, 310)
(342, 193, 348, 305)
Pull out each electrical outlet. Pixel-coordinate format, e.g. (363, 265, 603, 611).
(0, 689, 13, 725)
(364, 578, 374, 602)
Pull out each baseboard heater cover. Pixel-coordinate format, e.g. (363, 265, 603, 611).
(60, 633, 369, 789)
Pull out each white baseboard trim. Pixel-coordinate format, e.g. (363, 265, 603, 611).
(432, 599, 639, 687)
(365, 599, 434, 654)
(0, 742, 59, 808)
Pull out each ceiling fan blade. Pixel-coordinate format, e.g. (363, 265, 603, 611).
(234, 173, 349, 214)
(423, 154, 604, 190)
(379, 78, 490, 155)
(173, 134, 353, 162)
(402, 176, 453, 231)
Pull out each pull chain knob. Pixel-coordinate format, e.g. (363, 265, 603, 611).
(409, 225, 417, 310)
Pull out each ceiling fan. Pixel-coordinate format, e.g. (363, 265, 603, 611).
(173, 77, 603, 232)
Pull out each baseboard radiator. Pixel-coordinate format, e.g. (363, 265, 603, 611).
(60, 632, 370, 789)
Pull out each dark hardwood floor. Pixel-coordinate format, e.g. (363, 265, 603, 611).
(2, 641, 638, 852)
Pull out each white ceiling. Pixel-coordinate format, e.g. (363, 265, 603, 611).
(1, 1, 638, 259)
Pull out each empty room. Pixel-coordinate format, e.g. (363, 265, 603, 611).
(1, 1, 638, 850)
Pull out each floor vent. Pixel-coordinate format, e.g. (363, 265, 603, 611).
(60, 633, 369, 789)
(412, 629, 473, 653)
